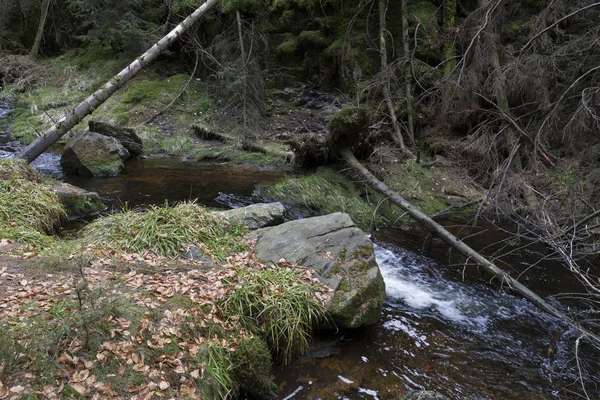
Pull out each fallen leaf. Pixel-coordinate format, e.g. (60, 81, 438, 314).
(69, 383, 86, 396)
(10, 385, 25, 394)
(0, 383, 8, 399)
(159, 381, 170, 390)
(71, 369, 90, 383)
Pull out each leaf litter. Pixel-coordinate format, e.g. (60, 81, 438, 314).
(0, 244, 332, 399)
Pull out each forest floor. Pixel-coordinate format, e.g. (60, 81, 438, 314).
(0, 51, 482, 398)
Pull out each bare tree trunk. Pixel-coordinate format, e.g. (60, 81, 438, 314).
(236, 10, 247, 138)
(18, 0, 220, 164)
(191, 123, 294, 161)
(441, 0, 457, 106)
(400, 0, 415, 144)
(29, 0, 51, 59)
(164, 0, 173, 35)
(340, 147, 600, 344)
(379, 0, 414, 158)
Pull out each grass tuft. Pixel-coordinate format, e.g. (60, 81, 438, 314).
(0, 160, 66, 238)
(256, 167, 396, 230)
(219, 267, 327, 364)
(195, 344, 236, 399)
(79, 201, 247, 259)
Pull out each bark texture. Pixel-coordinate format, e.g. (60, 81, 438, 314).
(379, 0, 414, 158)
(29, 0, 51, 58)
(18, 0, 220, 164)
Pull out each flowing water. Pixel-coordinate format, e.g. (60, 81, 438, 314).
(1, 103, 599, 399)
(274, 226, 600, 399)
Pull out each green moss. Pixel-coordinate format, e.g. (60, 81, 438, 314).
(353, 244, 373, 259)
(276, 33, 298, 55)
(256, 167, 395, 230)
(115, 111, 130, 125)
(328, 106, 370, 138)
(231, 338, 278, 400)
(165, 295, 195, 310)
(297, 30, 329, 49)
(76, 45, 117, 69)
(121, 74, 189, 105)
(6, 108, 47, 144)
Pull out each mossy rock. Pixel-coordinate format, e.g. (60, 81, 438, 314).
(250, 213, 386, 329)
(328, 106, 371, 153)
(297, 30, 329, 49)
(47, 182, 106, 219)
(61, 131, 129, 177)
(276, 33, 298, 55)
(231, 338, 278, 400)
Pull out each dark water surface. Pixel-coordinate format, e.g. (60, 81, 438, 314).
(274, 224, 600, 400)
(62, 157, 287, 208)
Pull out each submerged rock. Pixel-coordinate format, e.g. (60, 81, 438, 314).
(400, 391, 450, 400)
(89, 120, 143, 156)
(214, 202, 285, 230)
(47, 182, 106, 218)
(61, 131, 129, 177)
(249, 212, 386, 329)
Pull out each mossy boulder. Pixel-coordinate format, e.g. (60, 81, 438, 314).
(328, 106, 371, 152)
(47, 182, 106, 219)
(249, 213, 386, 329)
(61, 131, 129, 177)
(231, 338, 278, 400)
(89, 120, 143, 156)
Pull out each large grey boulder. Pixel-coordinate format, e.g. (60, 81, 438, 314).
(214, 202, 285, 230)
(249, 212, 386, 329)
(89, 120, 143, 156)
(61, 131, 129, 177)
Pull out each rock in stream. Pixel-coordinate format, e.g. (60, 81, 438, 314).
(249, 212, 386, 329)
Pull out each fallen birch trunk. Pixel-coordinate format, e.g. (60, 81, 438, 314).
(191, 123, 295, 162)
(340, 148, 600, 344)
(18, 0, 220, 164)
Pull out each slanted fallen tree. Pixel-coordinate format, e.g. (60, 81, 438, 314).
(17, 0, 220, 164)
(191, 123, 294, 162)
(340, 147, 600, 345)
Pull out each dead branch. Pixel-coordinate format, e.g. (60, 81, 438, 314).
(340, 147, 600, 345)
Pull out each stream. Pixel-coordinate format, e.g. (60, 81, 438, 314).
(1, 103, 599, 399)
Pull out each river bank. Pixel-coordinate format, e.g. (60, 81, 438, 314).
(2, 50, 599, 400)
